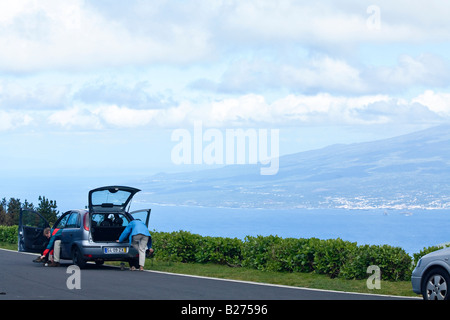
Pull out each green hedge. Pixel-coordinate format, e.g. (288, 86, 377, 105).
(151, 231, 242, 266)
(151, 230, 413, 281)
(0, 225, 18, 244)
(239, 235, 412, 280)
(340, 244, 412, 281)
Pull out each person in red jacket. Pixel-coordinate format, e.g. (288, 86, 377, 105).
(33, 227, 62, 267)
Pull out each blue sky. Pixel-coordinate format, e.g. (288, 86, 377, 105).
(1, 0, 450, 204)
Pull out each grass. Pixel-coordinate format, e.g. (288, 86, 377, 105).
(1, 241, 420, 298)
(111, 257, 419, 298)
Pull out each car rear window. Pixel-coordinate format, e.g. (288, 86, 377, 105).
(91, 213, 130, 227)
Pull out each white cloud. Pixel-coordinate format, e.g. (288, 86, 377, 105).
(206, 93, 395, 126)
(0, 89, 442, 134)
(363, 54, 450, 90)
(150, 92, 443, 127)
(1, 0, 450, 73)
(277, 56, 365, 94)
(202, 91, 450, 127)
(94, 105, 158, 128)
(1, 1, 450, 135)
(0, 110, 33, 131)
(0, 0, 211, 72)
(210, 55, 364, 94)
(194, 52, 450, 96)
(216, 0, 450, 49)
(0, 80, 70, 109)
(46, 103, 194, 130)
(209, 94, 269, 125)
(48, 106, 102, 129)
(412, 90, 450, 116)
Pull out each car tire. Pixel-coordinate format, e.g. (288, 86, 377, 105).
(422, 267, 450, 300)
(72, 246, 87, 269)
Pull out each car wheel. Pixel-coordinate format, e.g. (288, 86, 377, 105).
(72, 246, 87, 269)
(95, 259, 104, 265)
(422, 268, 450, 300)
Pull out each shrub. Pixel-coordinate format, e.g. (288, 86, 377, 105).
(149, 231, 415, 281)
(312, 238, 357, 278)
(262, 237, 317, 273)
(0, 225, 17, 244)
(151, 230, 202, 263)
(241, 235, 282, 270)
(195, 236, 242, 265)
(377, 245, 412, 281)
(340, 244, 412, 281)
(150, 230, 242, 265)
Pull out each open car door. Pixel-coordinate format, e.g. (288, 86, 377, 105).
(130, 209, 152, 251)
(130, 209, 152, 227)
(18, 209, 50, 253)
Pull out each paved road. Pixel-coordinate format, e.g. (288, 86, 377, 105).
(0, 249, 415, 301)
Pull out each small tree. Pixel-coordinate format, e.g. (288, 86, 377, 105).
(36, 196, 59, 226)
(22, 199, 34, 210)
(7, 198, 21, 226)
(0, 201, 6, 226)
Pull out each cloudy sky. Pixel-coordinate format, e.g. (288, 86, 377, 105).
(1, 0, 450, 191)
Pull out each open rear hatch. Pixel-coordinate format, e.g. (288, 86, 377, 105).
(88, 186, 141, 242)
(88, 186, 140, 213)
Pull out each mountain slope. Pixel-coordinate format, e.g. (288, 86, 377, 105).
(136, 125, 450, 209)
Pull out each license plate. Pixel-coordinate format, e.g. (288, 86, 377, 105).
(104, 247, 128, 254)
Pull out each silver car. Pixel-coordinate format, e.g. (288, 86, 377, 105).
(412, 247, 450, 300)
(18, 186, 151, 269)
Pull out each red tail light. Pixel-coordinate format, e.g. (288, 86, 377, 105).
(83, 212, 90, 231)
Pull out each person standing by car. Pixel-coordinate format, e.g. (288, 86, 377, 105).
(33, 227, 62, 267)
(117, 219, 153, 271)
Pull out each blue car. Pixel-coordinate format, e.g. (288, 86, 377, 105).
(412, 247, 450, 300)
(18, 186, 151, 269)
